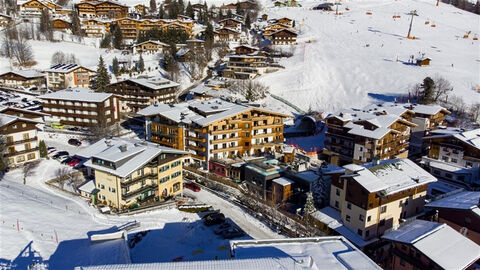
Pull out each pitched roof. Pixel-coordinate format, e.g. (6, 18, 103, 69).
(382, 220, 480, 270)
(426, 191, 480, 215)
(343, 159, 437, 195)
(0, 69, 44, 79)
(115, 76, 179, 90)
(39, 88, 112, 103)
(83, 137, 188, 178)
(45, 64, 95, 73)
(0, 113, 42, 127)
(133, 40, 170, 47)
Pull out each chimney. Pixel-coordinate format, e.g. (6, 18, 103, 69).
(119, 144, 127, 152)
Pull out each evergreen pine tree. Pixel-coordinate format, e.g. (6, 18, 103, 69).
(303, 192, 316, 225)
(227, 9, 233, 18)
(139, 54, 145, 72)
(245, 12, 251, 29)
(40, 8, 53, 40)
(71, 10, 82, 36)
(159, 4, 165, 18)
(168, 0, 178, 18)
(100, 34, 111, 48)
(150, 0, 157, 12)
(420, 77, 435, 104)
(178, 0, 185, 14)
(112, 25, 123, 49)
(112, 57, 119, 75)
(96, 56, 110, 92)
(205, 21, 214, 49)
(185, 1, 194, 18)
(235, 2, 243, 15)
(39, 140, 47, 158)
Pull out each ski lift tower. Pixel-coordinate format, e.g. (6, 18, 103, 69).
(407, 10, 418, 39)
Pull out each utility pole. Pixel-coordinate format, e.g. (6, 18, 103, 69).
(407, 10, 418, 39)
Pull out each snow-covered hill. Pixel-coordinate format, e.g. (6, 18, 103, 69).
(257, 0, 479, 112)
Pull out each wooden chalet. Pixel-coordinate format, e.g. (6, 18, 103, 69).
(416, 57, 431, 66)
(277, 17, 293, 26)
(265, 28, 297, 45)
(0, 70, 45, 88)
(234, 45, 258, 55)
(0, 14, 13, 27)
(132, 40, 170, 54)
(52, 18, 72, 31)
(214, 27, 241, 42)
(219, 18, 243, 32)
(76, 0, 128, 19)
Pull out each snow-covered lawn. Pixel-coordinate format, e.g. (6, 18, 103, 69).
(257, 0, 480, 112)
(0, 157, 278, 269)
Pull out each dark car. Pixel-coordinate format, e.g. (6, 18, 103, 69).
(214, 222, 232, 235)
(52, 151, 69, 159)
(61, 156, 73, 165)
(204, 213, 225, 226)
(185, 182, 200, 192)
(68, 138, 82, 146)
(221, 227, 245, 239)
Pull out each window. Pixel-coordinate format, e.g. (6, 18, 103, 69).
(23, 133, 29, 140)
(466, 162, 473, 168)
(98, 184, 105, 189)
(359, 147, 363, 151)
(400, 259, 406, 266)
(345, 215, 350, 222)
(442, 156, 449, 162)
(465, 217, 471, 224)
(108, 187, 116, 193)
(137, 169, 144, 176)
(347, 202, 351, 209)
(27, 153, 35, 160)
(379, 219, 385, 226)
(16, 155, 25, 162)
(380, 205, 387, 213)
(336, 188, 340, 196)
(433, 169, 441, 175)
(171, 171, 181, 178)
(367, 216, 371, 222)
(451, 158, 458, 163)
(445, 173, 453, 179)
(334, 201, 339, 208)
(365, 230, 369, 237)
(359, 214, 364, 221)
(159, 176, 170, 184)
(357, 229, 362, 236)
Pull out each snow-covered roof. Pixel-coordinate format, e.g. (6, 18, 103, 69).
(230, 236, 381, 269)
(273, 176, 294, 186)
(139, 98, 289, 127)
(0, 69, 44, 79)
(382, 220, 480, 270)
(116, 76, 179, 90)
(78, 180, 96, 194)
(343, 159, 436, 195)
(83, 137, 188, 178)
(426, 191, 480, 213)
(133, 40, 170, 47)
(175, 48, 190, 57)
(453, 128, 480, 151)
(0, 113, 42, 127)
(45, 63, 94, 73)
(295, 170, 319, 183)
(40, 88, 113, 103)
(0, 106, 49, 117)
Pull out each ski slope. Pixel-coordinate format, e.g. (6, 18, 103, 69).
(257, 0, 480, 112)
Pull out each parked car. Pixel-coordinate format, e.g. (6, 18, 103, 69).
(60, 156, 73, 164)
(68, 138, 82, 146)
(204, 213, 225, 226)
(67, 158, 80, 167)
(214, 222, 232, 235)
(221, 227, 245, 239)
(185, 182, 200, 192)
(47, 147, 56, 155)
(52, 151, 69, 159)
(68, 127, 80, 132)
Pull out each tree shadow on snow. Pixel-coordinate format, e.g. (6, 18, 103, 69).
(0, 241, 46, 269)
(128, 219, 252, 264)
(367, 93, 400, 103)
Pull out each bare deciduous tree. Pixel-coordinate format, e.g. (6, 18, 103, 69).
(51, 51, 78, 66)
(433, 76, 453, 103)
(469, 103, 480, 123)
(230, 79, 270, 102)
(55, 167, 71, 190)
(22, 161, 40, 185)
(2, 25, 35, 67)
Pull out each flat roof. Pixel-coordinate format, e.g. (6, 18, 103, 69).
(272, 176, 294, 186)
(40, 88, 112, 103)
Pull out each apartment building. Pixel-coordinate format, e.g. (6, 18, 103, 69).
(264, 28, 298, 45)
(362, 102, 450, 156)
(45, 64, 95, 90)
(325, 108, 417, 165)
(113, 18, 194, 40)
(132, 40, 170, 54)
(139, 98, 288, 164)
(106, 76, 179, 113)
(81, 18, 111, 38)
(382, 220, 480, 270)
(0, 70, 45, 88)
(329, 159, 436, 241)
(40, 87, 119, 127)
(426, 191, 480, 245)
(1, 113, 42, 167)
(223, 55, 270, 79)
(422, 128, 480, 188)
(83, 137, 188, 209)
(76, 0, 128, 19)
(17, 0, 61, 17)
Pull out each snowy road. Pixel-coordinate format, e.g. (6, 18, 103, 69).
(184, 188, 283, 240)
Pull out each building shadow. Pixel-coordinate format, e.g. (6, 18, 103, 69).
(0, 241, 46, 269)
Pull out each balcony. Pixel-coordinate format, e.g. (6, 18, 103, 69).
(211, 128, 242, 135)
(120, 172, 158, 187)
(188, 144, 206, 152)
(252, 123, 281, 130)
(6, 137, 38, 146)
(210, 137, 239, 144)
(210, 146, 242, 153)
(122, 183, 158, 200)
(190, 154, 206, 161)
(187, 136, 206, 143)
(5, 147, 39, 157)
